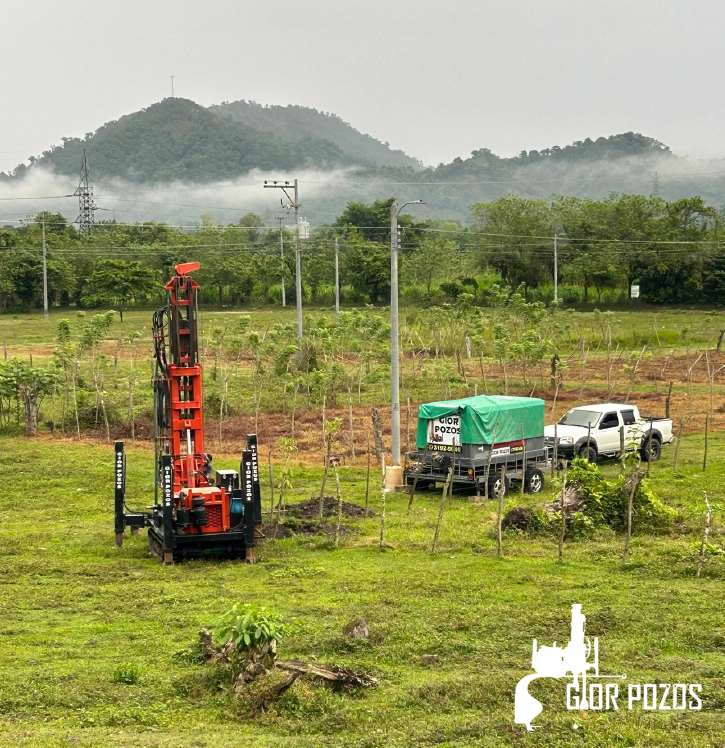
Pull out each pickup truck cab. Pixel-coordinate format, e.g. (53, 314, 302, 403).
(544, 403, 674, 463)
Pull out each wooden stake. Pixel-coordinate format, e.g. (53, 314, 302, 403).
(586, 424, 592, 462)
(622, 469, 642, 566)
(496, 465, 506, 558)
(703, 414, 709, 472)
(348, 388, 355, 463)
(319, 432, 331, 519)
(647, 417, 653, 477)
(665, 380, 673, 419)
(671, 415, 683, 475)
(520, 424, 526, 496)
(406, 396, 411, 454)
(431, 467, 451, 554)
(333, 461, 343, 548)
(483, 423, 499, 499)
(553, 422, 558, 479)
(696, 491, 712, 579)
(558, 465, 568, 564)
(364, 431, 371, 511)
(379, 457, 386, 551)
(268, 443, 275, 513)
(407, 444, 429, 512)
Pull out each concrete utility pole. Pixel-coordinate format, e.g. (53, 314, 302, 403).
(390, 200, 425, 474)
(277, 216, 286, 307)
(553, 233, 558, 302)
(264, 180, 301, 339)
(334, 236, 340, 319)
(42, 217, 48, 321)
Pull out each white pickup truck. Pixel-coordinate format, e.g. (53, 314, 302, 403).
(544, 403, 675, 463)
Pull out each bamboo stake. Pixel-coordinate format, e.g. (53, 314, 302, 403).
(406, 396, 411, 454)
(558, 464, 568, 564)
(520, 423, 526, 496)
(364, 431, 371, 511)
(408, 444, 429, 512)
(703, 414, 709, 472)
(496, 465, 506, 558)
(319, 432, 331, 520)
(622, 470, 640, 567)
(431, 467, 452, 554)
(646, 417, 653, 477)
(268, 443, 275, 513)
(379, 456, 386, 551)
(673, 415, 684, 474)
(483, 423, 499, 499)
(553, 422, 558, 479)
(696, 492, 712, 579)
(333, 461, 343, 548)
(586, 424, 592, 462)
(619, 425, 626, 474)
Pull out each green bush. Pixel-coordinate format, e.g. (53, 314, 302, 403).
(212, 603, 291, 650)
(112, 663, 140, 684)
(566, 457, 676, 532)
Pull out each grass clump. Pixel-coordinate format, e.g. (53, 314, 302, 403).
(111, 662, 140, 685)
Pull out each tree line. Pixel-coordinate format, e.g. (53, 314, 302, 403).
(0, 192, 724, 314)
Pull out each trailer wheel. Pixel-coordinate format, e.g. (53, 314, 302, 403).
(524, 468, 545, 494)
(640, 436, 661, 462)
(487, 473, 509, 499)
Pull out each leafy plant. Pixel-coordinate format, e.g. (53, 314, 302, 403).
(212, 603, 291, 650)
(112, 663, 140, 684)
(567, 457, 676, 532)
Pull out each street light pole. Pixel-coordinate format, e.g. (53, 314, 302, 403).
(390, 200, 425, 470)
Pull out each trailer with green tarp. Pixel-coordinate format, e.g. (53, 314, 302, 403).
(405, 395, 551, 497)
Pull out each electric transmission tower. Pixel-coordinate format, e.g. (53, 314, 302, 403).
(74, 149, 97, 235)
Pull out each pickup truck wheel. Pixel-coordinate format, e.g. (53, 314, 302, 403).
(578, 444, 598, 463)
(524, 468, 545, 494)
(487, 473, 509, 499)
(640, 437, 661, 462)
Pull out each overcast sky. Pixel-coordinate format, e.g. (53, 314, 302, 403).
(2, 0, 724, 173)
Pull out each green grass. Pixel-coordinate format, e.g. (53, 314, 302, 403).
(0, 434, 724, 746)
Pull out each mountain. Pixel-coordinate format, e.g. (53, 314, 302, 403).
(4, 97, 420, 183)
(210, 100, 420, 169)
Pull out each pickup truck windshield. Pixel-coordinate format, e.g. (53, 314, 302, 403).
(558, 410, 600, 428)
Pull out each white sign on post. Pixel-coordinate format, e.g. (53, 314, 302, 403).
(428, 415, 461, 451)
(630, 284, 640, 298)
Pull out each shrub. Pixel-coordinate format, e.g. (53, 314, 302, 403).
(566, 457, 676, 532)
(212, 603, 291, 650)
(112, 663, 140, 684)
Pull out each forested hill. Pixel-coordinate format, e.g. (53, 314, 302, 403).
(210, 100, 420, 169)
(4, 97, 419, 183)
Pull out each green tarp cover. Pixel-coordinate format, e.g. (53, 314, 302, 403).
(416, 395, 545, 447)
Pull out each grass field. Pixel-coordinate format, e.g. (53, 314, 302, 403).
(1, 431, 723, 747)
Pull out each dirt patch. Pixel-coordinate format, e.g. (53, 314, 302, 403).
(262, 496, 374, 539)
(287, 497, 375, 520)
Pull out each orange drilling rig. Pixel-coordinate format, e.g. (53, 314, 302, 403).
(114, 262, 262, 564)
